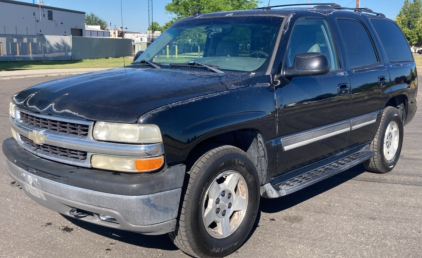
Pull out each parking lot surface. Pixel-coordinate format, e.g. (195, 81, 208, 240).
(1, 75, 421, 258)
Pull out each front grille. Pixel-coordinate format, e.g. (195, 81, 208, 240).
(20, 135, 87, 160)
(19, 112, 89, 137)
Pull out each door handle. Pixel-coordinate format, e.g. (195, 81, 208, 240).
(378, 76, 387, 88)
(338, 84, 350, 96)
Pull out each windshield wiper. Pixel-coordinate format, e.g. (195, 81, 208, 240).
(188, 61, 224, 74)
(171, 61, 224, 74)
(134, 60, 161, 69)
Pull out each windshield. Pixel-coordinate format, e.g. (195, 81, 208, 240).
(135, 16, 283, 72)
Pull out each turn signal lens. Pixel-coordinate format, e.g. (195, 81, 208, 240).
(135, 157, 165, 172)
(91, 155, 164, 173)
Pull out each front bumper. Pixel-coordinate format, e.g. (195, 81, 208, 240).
(3, 138, 185, 235)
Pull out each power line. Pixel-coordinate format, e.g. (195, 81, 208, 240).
(345, 0, 355, 7)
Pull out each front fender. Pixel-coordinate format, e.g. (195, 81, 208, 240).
(139, 83, 276, 165)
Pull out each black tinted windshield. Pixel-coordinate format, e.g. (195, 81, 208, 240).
(136, 16, 283, 72)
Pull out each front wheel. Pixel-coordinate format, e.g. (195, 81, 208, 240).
(364, 106, 404, 173)
(170, 145, 260, 258)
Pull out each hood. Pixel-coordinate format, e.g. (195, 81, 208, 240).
(13, 67, 250, 123)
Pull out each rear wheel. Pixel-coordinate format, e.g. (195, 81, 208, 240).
(364, 106, 404, 173)
(170, 145, 260, 258)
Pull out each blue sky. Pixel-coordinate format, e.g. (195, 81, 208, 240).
(15, 0, 405, 33)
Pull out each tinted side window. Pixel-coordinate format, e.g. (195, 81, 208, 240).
(371, 19, 413, 62)
(337, 19, 378, 68)
(287, 18, 339, 70)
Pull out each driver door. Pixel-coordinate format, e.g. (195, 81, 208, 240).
(275, 17, 351, 174)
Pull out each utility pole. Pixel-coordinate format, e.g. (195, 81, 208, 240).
(356, 0, 360, 8)
(147, 0, 154, 43)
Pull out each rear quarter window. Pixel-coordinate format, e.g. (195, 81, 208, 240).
(371, 19, 413, 62)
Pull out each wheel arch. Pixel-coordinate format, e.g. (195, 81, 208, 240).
(183, 129, 269, 185)
(384, 94, 408, 122)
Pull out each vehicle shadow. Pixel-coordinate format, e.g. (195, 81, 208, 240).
(62, 216, 178, 251)
(259, 164, 367, 214)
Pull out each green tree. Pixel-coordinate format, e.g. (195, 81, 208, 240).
(148, 22, 163, 33)
(85, 13, 108, 30)
(164, 0, 260, 30)
(396, 0, 422, 45)
(162, 18, 179, 31)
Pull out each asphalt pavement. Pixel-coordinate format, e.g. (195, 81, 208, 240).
(0, 75, 421, 258)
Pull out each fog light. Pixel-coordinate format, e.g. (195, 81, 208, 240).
(99, 214, 117, 222)
(11, 128, 18, 141)
(91, 155, 164, 173)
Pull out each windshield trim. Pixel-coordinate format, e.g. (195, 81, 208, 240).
(266, 15, 287, 75)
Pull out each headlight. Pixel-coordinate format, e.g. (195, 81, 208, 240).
(93, 122, 162, 144)
(91, 154, 164, 173)
(9, 102, 16, 119)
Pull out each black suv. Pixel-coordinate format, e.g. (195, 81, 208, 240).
(3, 3, 418, 258)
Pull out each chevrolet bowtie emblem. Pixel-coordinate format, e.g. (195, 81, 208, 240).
(28, 130, 46, 145)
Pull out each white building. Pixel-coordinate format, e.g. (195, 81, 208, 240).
(85, 25, 110, 38)
(123, 31, 145, 43)
(124, 30, 161, 43)
(124, 30, 161, 53)
(0, 0, 85, 36)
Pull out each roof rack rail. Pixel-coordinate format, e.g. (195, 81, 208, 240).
(334, 7, 385, 17)
(256, 3, 340, 10)
(256, 3, 386, 17)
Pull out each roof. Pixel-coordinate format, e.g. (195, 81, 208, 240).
(85, 25, 103, 31)
(124, 31, 142, 34)
(0, 0, 85, 14)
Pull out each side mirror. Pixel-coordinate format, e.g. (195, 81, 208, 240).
(133, 50, 144, 62)
(284, 53, 330, 77)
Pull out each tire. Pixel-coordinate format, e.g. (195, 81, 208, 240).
(364, 106, 404, 173)
(169, 145, 260, 258)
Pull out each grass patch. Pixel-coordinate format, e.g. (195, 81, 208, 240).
(0, 57, 134, 71)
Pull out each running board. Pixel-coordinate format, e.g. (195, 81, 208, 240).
(261, 150, 374, 198)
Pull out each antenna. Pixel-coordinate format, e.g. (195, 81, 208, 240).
(267, 0, 270, 7)
(120, 0, 125, 67)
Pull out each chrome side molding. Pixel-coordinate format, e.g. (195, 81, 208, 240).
(275, 111, 381, 151)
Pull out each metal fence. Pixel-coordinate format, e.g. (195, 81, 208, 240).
(72, 37, 131, 60)
(0, 34, 131, 61)
(0, 34, 71, 61)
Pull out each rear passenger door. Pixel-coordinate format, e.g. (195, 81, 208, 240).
(334, 17, 390, 148)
